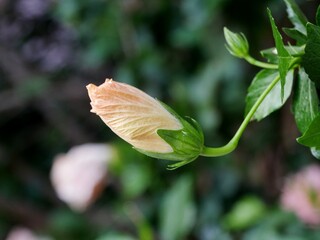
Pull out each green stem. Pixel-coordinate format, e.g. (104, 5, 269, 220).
(244, 55, 278, 69)
(200, 74, 281, 157)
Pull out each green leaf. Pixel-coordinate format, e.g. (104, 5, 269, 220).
(245, 69, 293, 121)
(282, 27, 307, 44)
(160, 175, 196, 240)
(260, 45, 305, 63)
(120, 163, 151, 198)
(267, 9, 294, 99)
(96, 234, 136, 240)
(297, 114, 320, 147)
(260, 48, 279, 64)
(316, 5, 320, 26)
(311, 147, 320, 159)
(223, 195, 267, 230)
(284, 0, 308, 35)
(302, 23, 320, 86)
(293, 68, 319, 133)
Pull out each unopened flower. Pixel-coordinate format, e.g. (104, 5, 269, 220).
(280, 164, 320, 225)
(224, 27, 249, 58)
(87, 79, 204, 169)
(50, 143, 114, 211)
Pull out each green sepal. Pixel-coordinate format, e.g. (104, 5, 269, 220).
(135, 102, 204, 170)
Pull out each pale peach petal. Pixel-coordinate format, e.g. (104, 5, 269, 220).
(5, 227, 50, 240)
(50, 143, 114, 211)
(87, 79, 182, 153)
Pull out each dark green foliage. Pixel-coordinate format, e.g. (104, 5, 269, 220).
(316, 5, 320, 26)
(302, 23, 320, 87)
(1, 0, 320, 239)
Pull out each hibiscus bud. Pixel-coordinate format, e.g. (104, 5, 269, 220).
(87, 79, 204, 169)
(224, 27, 249, 58)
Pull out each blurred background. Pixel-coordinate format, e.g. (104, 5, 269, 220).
(1, 0, 320, 239)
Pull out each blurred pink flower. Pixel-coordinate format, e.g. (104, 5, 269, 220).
(87, 79, 182, 153)
(5, 227, 48, 240)
(280, 164, 320, 225)
(50, 143, 115, 211)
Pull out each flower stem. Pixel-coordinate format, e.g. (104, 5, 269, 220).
(244, 55, 278, 69)
(200, 74, 281, 157)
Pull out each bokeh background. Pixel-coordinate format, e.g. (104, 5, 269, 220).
(1, 0, 320, 239)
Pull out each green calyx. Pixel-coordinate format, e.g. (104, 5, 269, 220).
(136, 102, 204, 170)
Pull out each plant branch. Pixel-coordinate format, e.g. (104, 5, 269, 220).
(200, 74, 281, 157)
(244, 55, 278, 69)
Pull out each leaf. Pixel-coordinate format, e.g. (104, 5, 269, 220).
(284, 0, 308, 35)
(260, 45, 305, 63)
(302, 23, 320, 86)
(260, 47, 279, 64)
(267, 9, 294, 99)
(282, 27, 307, 44)
(245, 69, 293, 121)
(120, 163, 151, 198)
(311, 147, 320, 159)
(96, 234, 136, 240)
(160, 175, 196, 240)
(223, 195, 267, 230)
(293, 68, 319, 133)
(267, 9, 290, 57)
(297, 114, 320, 147)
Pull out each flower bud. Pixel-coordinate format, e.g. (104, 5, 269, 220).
(224, 27, 249, 58)
(87, 79, 204, 168)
